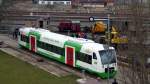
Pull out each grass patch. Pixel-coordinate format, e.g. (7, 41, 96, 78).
(0, 50, 78, 84)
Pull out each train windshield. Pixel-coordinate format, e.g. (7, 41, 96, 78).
(99, 49, 116, 65)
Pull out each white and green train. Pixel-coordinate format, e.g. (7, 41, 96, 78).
(18, 27, 117, 79)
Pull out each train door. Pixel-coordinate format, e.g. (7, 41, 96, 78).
(92, 52, 98, 71)
(30, 35, 36, 52)
(65, 46, 75, 67)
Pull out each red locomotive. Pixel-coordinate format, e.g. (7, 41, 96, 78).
(58, 20, 81, 32)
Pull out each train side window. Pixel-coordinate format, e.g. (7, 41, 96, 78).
(21, 35, 25, 41)
(76, 52, 92, 64)
(37, 41, 64, 55)
(58, 48, 61, 55)
(86, 55, 92, 64)
(47, 43, 50, 50)
(39, 41, 42, 48)
(55, 46, 58, 54)
(46, 43, 49, 50)
(93, 52, 97, 59)
(81, 53, 86, 62)
(42, 42, 45, 49)
(26, 36, 29, 43)
(76, 52, 81, 60)
(50, 45, 53, 51)
(54, 46, 56, 53)
(37, 40, 40, 47)
(20, 35, 29, 43)
(60, 48, 64, 56)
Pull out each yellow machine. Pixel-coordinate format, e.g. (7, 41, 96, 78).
(110, 26, 128, 44)
(91, 21, 128, 44)
(91, 21, 106, 33)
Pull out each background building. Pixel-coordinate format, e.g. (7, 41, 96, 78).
(37, 0, 71, 5)
(72, 0, 114, 7)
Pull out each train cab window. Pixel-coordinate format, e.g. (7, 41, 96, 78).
(93, 52, 97, 59)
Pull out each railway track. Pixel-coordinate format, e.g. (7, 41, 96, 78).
(4, 11, 108, 16)
(3, 11, 132, 20)
(117, 56, 131, 67)
(117, 55, 150, 75)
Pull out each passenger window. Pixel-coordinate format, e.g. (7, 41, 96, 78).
(93, 53, 97, 59)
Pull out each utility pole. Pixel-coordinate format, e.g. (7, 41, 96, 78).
(107, 14, 111, 45)
(107, 14, 110, 84)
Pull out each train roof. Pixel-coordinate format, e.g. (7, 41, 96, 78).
(80, 42, 114, 54)
(19, 27, 50, 34)
(19, 27, 95, 46)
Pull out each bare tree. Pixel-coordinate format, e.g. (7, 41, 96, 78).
(128, 0, 149, 83)
(114, 0, 150, 84)
(0, 0, 13, 27)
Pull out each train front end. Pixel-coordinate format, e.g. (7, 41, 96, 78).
(97, 49, 117, 79)
(81, 43, 117, 79)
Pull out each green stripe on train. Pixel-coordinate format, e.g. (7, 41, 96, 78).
(76, 65, 117, 79)
(28, 31, 41, 40)
(64, 40, 82, 52)
(97, 71, 117, 79)
(37, 50, 65, 63)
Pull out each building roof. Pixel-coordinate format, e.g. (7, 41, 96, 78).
(79, 0, 114, 3)
(79, 0, 106, 3)
(41, 0, 71, 1)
